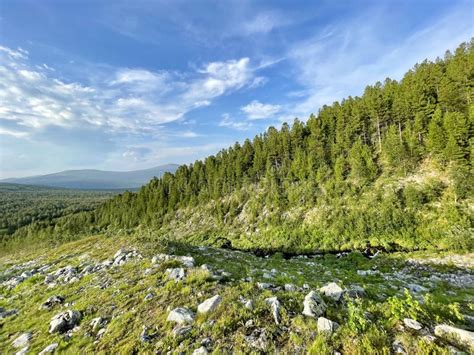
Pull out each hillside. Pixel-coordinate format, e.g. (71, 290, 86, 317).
(13, 40, 472, 255)
(1, 164, 179, 190)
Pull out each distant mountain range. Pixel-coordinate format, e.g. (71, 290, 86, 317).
(1, 164, 179, 190)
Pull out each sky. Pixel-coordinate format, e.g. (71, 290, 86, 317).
(0, 0, 472, 178)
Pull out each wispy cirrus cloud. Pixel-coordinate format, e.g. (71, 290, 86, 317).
(219, 113, 252, 131)
(241, 100, 281, 120)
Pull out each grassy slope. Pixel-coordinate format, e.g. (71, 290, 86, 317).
(1, 234, 472, 353)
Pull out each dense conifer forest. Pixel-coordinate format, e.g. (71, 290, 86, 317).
(6, 41, 473, 253)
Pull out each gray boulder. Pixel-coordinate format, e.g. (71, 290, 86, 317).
(166, 268, 185, 281)
(167, 307, 195, 324)
(434, 324, 474, 350)
(12, 333, 32, 348)
(302, 291, 327, 318)
(172, 325, 193, 337)
(317, 317, 339, 334)
(403, 318, 422, 331)
(198, 295, 222, 314)
(319, 282, 344, 301)
(49, 310, 81, 333)
(41, 295, 64, 310)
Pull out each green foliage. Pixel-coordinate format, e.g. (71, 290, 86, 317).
(386, 289, 424, 321)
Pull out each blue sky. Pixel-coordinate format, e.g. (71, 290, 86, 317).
(0, 0, 472, 178)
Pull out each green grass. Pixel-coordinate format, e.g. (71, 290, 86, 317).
(0, 234, 472, 353)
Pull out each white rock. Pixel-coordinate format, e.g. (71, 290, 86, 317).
(303, 291, 326, 318)
(193, 346, 208, 355)
(403, 318, 422, 331)
(434, 324, 474, 349)
(198, 295, 222, 314)
(15, 347, 28, 355)
(244, 299, 254, 310)
(265, 297, 281, 325)
(90, 317, 104, 331)
(172, 325, 192, 337)
(284, 283, 297, 291)
(49, 310, 81, 333)
(167, 308, 195, 324)
(39, 343, 59, 354)
(317, 317, 339, 334)
(12, 333, 32, 348)
(320, 282, 344, 301)
(166, 268, 185, 281)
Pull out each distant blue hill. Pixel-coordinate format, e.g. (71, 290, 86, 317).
(1, 164, 179, 190)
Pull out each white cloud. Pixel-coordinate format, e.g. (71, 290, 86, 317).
(241, 100, 281, 119)
(0, 48, 258, 138)
(122, 146, 152, 162)
(219, 113, 252, 131)
(286, 3, 473, 118)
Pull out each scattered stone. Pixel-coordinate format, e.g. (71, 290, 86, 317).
(167, 308, 195, 324)
(320, 282, 344, 301)
(403, 318, 422, 331)
(41, 295, 64, 310)
(245, 328, 269, 351)
(434, 324, 474, 350)
(265, 297, 281, 325)
(284, 283, 297, 291)
(49, 310, 81, 334)
(357, 270, 379, 276)
(12, 333, 32, 348)
(263, 272, 273, 279)
(39, 343, 58, 354)
(346, 285, 366, 298)
(303, 291, 327, 318)
(193, 346, 208, 355)
(0, 307, 18, 319)
(144, 292, 154, 301)
(392, 339, 406, 354)
(257, 282, 272, 290)
(201, 337, 212, 347)
(152, 254, 194, 268)
(140, 326, 152, 343)
(172, 325, 193, 338)
(407, 283, 428, 293)
(317, 317, 339, 334)
(90, 317, 106, 331)
(245, 299, 254, 310)
(15, 347, 28, 355)
(97, 328, 106, 338)
(166, 268, 185, 282)
(198, 295, 222, 314)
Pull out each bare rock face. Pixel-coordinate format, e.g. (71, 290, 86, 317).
(49, 310, 81, 334)
(302, 291, 327, 318)
(434, 324, 474, 350)
(198, 295, 222, 314)
(319, 282, 344, 301)
(167, 307, 195, 324)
